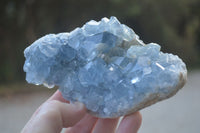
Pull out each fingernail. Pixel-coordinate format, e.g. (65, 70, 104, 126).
(71, 102, 85, 110)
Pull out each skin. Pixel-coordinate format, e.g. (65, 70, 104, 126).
(21, 90, 142, 133)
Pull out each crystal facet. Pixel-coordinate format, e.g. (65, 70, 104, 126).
(24, 16, 187, 118)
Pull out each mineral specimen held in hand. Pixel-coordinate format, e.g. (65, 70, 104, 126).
(24, 16, 187, 118)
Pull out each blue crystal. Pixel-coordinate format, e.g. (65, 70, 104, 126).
(24, 16, 187, 118)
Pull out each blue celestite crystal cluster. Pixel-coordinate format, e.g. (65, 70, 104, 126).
(24, 17, 187, 118)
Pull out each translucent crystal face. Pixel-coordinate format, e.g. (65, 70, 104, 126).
(24, 16, 187, 118)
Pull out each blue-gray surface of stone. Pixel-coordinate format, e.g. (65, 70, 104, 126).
(24, 16, 187, 118)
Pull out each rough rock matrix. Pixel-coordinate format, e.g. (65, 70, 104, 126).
(24, 16, 187, 118)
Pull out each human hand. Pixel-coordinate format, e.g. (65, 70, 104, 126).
(21, 90, 142, 133)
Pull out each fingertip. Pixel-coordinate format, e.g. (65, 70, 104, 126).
(66, 114, 98, 133)
(72, 102, 86, 111)
(48, 90, 69, 103)
(70, 102, 87, 116)
(117, 111, 142, 133)
(92, 118, 120, 133)
(130, 111, 142, 128)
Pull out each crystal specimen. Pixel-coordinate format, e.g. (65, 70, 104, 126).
(24, 16, 187, 118)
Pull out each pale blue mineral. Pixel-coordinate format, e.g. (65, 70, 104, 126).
(24, 16, 187, 118)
